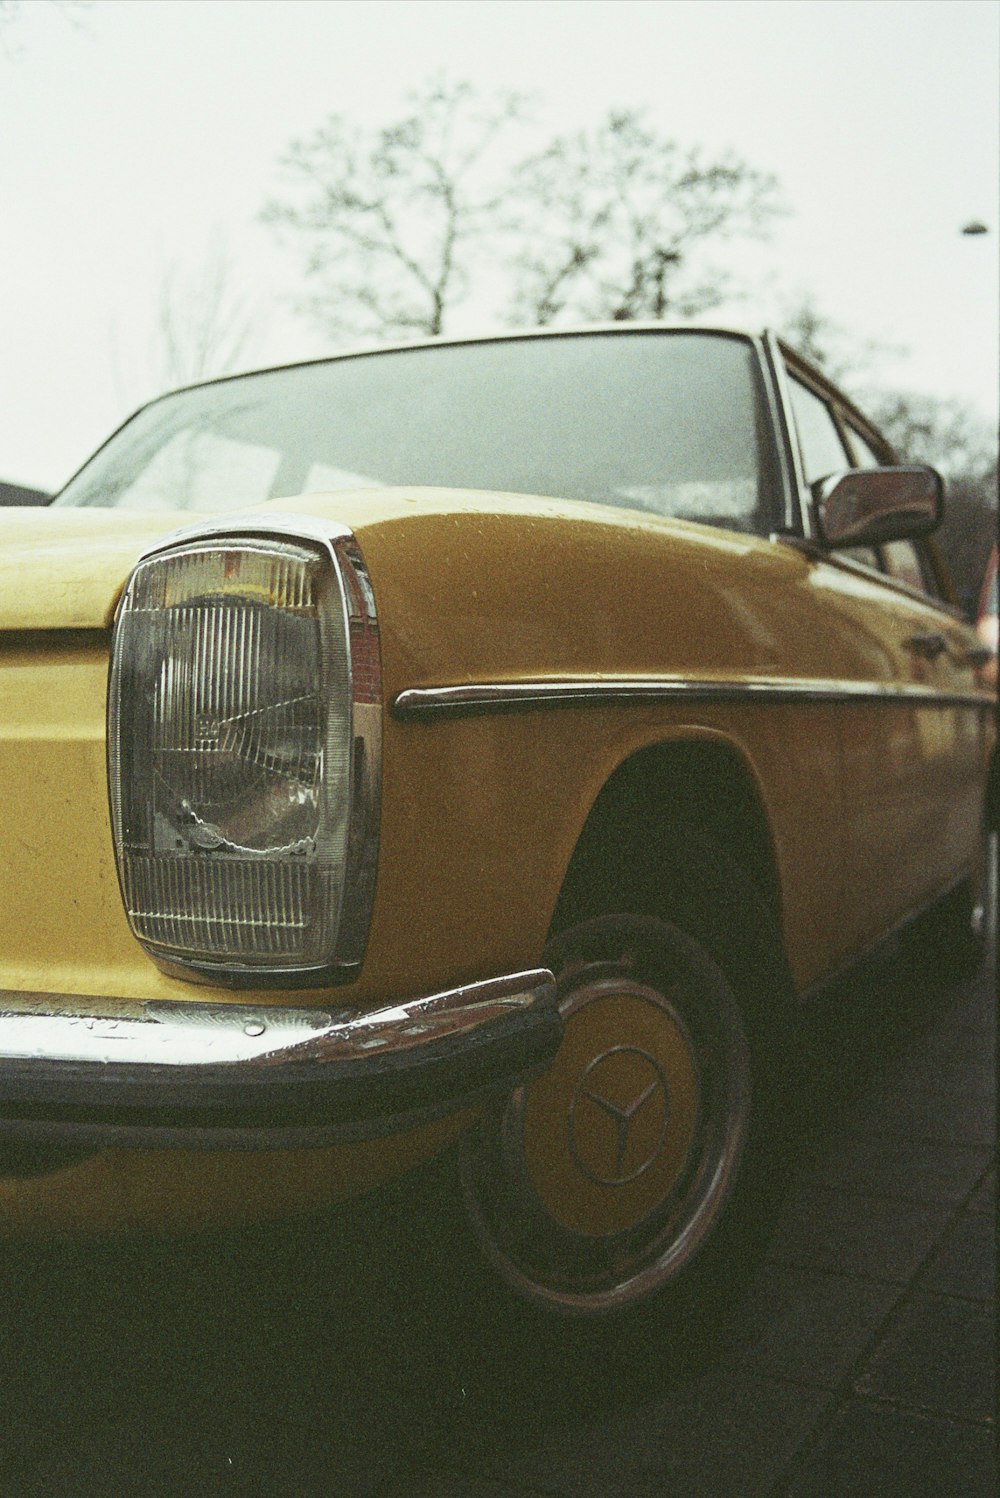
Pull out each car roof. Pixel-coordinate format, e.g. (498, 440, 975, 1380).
(163, 321, 772, 398)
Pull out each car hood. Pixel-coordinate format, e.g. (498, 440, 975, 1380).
(0, 507, 200, 632)
(0, 484, 760, 635)
(0, 485, 664, 633)
(0, 495, 386, 632)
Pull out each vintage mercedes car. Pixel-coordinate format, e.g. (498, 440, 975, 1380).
(0, 326, 994, 1339)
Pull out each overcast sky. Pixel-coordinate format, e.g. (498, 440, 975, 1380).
(1, 0, 997, 491)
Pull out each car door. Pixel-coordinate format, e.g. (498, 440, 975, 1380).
(780, 362, 961, 956)
(841, 421, 989, 901)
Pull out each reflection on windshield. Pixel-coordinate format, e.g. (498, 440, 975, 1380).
(55, 331, 776, 535)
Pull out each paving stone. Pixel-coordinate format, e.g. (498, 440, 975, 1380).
(855, 1292, 996, 1423)
(1, 951, 993, 1498)
(766, 1186, 951, 1282)
(965, 1165, 996, 1215)
(0, 1390, 411, 1498)
(902, 1021, 992, 1070)
(0, 1422, 228, 1498)
(836, 1082, 995, 1148)
(383, 1478, 550, 1498)
(893, 1052, 996, 1098)
(450, 1373, 832, 1498)
(784, 1398, 997, 1498)
(860, 1061, 996, 1109)
(917, 1211, 996, 1301)
(938, 1008, 996, 1043)
(941, 987, 997, 1039)
(725, 1265, 901, 1388)
(793, 1132, 990, 1207)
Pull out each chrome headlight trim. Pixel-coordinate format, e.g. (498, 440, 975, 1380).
(107, 515, 381, 988)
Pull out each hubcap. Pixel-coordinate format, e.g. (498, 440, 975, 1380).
(460, 916, 753, 1312)
(519, 980, 699, 1237)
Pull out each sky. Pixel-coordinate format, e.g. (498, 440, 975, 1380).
(1, 0, 997, 492)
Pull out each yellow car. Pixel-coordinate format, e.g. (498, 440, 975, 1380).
(0, 326, 994, 1336)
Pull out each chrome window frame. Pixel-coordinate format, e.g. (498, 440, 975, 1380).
(762, 331, 814, 537)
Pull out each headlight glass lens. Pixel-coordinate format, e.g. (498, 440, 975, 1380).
(109, 538, 353, 971)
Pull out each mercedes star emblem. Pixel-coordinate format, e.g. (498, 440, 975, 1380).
(568, 1045, 670, 1186)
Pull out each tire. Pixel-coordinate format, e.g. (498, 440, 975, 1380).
(457, 836, 797, 1357)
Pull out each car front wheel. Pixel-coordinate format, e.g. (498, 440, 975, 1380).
(457, 823, 799, 1370)
(460, 911, 758, 1318)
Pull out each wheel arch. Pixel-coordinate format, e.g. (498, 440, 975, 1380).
(549, 731, 787, 946)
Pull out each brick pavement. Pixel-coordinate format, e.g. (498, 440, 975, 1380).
(381, 936, 996, 1498)
(0, 923, 993, 1496)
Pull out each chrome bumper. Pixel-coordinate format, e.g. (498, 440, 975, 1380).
(0, 970, 560, 1150)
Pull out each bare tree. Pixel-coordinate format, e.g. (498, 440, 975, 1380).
(509, 111, 783, 325)
(263, 85, 782, 338)
(109, 239, 259, 409)
(153, 242, 258, 389)
(0, 0, 91, 63)
(866, 390, 996, 477)
(262, 79, 527, 341)
(0, 0, 91, 32)
(779, 295, 904, 391)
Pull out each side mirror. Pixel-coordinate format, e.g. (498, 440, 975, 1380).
(812, 465, 944, 549)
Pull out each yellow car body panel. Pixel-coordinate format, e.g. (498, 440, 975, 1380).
(1, 490, 989, 1008)
(0, 493, 839, 1005)
(0, 1110, 471, 1238)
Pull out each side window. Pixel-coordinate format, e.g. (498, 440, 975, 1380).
(787, 376, 852, 484)
(838, 543, 881, 570)
(881, 539, 932, 595)
(843, 424, 883, 469)
(787, 376, 877, 566)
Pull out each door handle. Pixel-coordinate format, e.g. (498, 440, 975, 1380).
(904, 631, 948, 660)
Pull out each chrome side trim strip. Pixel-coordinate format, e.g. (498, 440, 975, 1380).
(0, 969, 554, 1069)
(393, 677, 996, 719)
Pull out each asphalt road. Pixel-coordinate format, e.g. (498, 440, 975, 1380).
(0, 923, 994, 1498)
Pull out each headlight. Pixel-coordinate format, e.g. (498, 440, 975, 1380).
(108, 520, 381, 986)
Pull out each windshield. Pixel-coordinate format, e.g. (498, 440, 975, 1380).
(54, 331, 778, 534)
